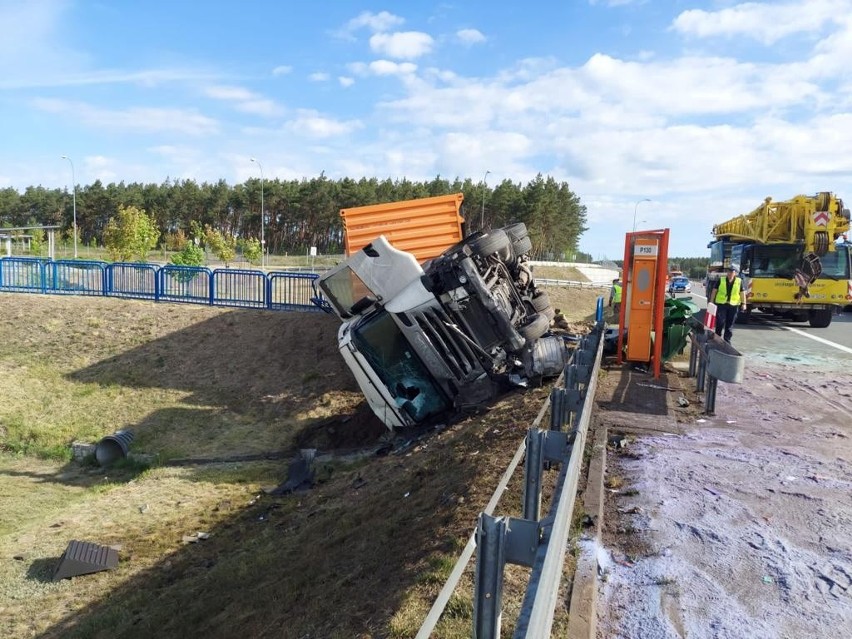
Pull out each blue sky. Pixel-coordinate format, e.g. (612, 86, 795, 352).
(2, 0, 852, 259)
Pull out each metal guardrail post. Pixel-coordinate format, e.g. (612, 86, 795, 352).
(696, 350, 707, 392)
(474, 514, 507, 639)
(474, 515, 540, 639)
(524, 428, 571, 521)
(705, 376, 718, 415)
(549, 388, 566, 431)
(523, 429, 544, 521)
(688, 337, 698, 377)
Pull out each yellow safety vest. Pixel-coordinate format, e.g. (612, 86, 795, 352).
(612, 283, 622, 303)
(715, 277, 742, 305)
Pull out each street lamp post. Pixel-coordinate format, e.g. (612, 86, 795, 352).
(633, 198, 651, 233)
(60, 155, 77, 258)
(250, 158, 264, 267)
(480, 170, 491, 230)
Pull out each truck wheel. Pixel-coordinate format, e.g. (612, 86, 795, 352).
(503, 223, 528, 242)
(511, 235, 533, 258)
(469, 229, 510, 257)
(519, 313, 550, 340)
(530, 291, 555, 319)
(808, 308, 833, 328)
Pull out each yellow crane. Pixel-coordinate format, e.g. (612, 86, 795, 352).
(712, 192, 849, 255)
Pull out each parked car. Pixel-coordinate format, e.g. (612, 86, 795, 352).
(668, 276, 692, 294)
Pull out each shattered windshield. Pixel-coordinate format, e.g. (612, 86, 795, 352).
(351, 311, 450, 423)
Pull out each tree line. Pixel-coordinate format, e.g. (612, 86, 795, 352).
(0, 173, 589, 261)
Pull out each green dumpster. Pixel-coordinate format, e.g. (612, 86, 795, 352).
(661, 296, 700, 361)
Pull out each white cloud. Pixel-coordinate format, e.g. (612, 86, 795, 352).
(309, 72, 330, 82)
(284, 110, 363, 138)
(370, 31, 434, 59)
(204, 85, 255, 101)
(338, 76, 355, 87)
(370, 60, 418, 76)
(203, 85, 282, 117)
(672, 0, 848, 45)
(341, 10, 404, 35)
(235, 99, 281, 117)
(346, 60, 418, 77)
(33, 98, 219, 136)
(456, 28, 486, 46)
(272, 65, 293, 76)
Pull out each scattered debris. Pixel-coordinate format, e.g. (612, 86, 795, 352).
(52, 540, 119, 581)
(638, 383, 675, 391)
(267, 449, 317, 495)
(609, 435, 629, 449)
(677, 397, 690, 407)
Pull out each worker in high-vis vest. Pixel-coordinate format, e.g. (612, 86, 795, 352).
(713, 265, 746, 342)
(609, 278, 623, 316)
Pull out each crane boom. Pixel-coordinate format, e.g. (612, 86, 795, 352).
(712, 192, 849, 255)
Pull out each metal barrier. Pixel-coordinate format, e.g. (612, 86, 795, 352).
(212, 268, 267, 309)
(0, 257, 48, 293)
(416, 317, 606, 639)
(48, 260, 106, 296)
(688, 329, 745, 415)
(268, 272, 324, 311)
(158, 265, 212, 305)
(0, 257, 323, 312)
(106, 263, 159, 300)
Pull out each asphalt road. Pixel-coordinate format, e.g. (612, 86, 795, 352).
(675, 285, 852, 367)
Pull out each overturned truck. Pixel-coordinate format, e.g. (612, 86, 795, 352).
(317, 223, 570, 429)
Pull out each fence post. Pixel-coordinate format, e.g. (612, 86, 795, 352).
(473, 514, 507, 639)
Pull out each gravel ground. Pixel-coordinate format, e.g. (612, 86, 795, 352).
(596, 361, 852, 639)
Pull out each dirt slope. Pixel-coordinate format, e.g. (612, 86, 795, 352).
(0, 288, 599, 638)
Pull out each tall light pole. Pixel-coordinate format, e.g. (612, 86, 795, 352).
(250, 157, 264, 267)
(480, 170, 491, 230)
(60, 155, 77, 258)
(633, 198, 651, 233)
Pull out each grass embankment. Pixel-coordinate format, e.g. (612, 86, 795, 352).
(0, 268, 598, 638)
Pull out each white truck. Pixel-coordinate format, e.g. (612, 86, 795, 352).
(317, 224, 570, 429)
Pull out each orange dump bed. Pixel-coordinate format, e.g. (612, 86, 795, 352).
(341, 193, 465, 262)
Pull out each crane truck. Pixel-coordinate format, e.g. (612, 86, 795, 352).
(707, 192, 851, 327)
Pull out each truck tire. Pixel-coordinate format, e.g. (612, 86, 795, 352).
(469, 229, 510, 257)
(530, 291, 555, 319)
(519, 313, 550, 341)
(511, 235, 533, 258)
(503, 223, 528, 242)
(808, 308, 833, 328)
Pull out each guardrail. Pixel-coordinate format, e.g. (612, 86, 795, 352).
(536, 278, 611, 290)
(416, 318, 605, 638)
(688, 329, 745, 414)
(0, 257, 325, 312)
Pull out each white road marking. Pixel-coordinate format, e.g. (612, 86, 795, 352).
(762, 320, 852, 355)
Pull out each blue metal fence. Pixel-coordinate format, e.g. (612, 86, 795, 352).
(212, 268, 267, 309)
(48, 260, 106, 296)
(106, 263, 159, 300)
(0, 257, 48, 293)
(0, 257, 327, 313)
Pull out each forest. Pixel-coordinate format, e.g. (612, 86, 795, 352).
(0, 173, 590, 261)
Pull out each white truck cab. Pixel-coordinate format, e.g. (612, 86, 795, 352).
(318, 226, 569, 429)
